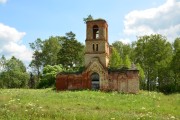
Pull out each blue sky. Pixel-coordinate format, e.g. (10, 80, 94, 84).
(0, 0, 180, 64)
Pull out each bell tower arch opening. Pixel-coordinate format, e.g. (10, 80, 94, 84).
(91, 72, 100, 90)
(93, 25, 99, 39)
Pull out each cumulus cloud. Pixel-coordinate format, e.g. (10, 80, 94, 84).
(118, 38, 131, 44)
(124, 0, 180, 42)
(0, 23, 32, 64)
(0, 0, 7, 4)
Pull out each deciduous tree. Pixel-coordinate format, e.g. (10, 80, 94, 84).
(0, 56, 29, 88)
(109, 47, 123, 69)
(112, 41, 132, 61)
(171, 38, 180, 92)
(29, 38, 43, 82)
(38, 65, 63, 88)
(41, 36, 62, 66)
(123, 55, 131, 68)
(135, 34, 173, 92)
(57, 31, 84, 69)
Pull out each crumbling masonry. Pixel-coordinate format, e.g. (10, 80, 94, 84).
(56, 19, 139, 93)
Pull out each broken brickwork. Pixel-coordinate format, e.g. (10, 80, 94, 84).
(56, 19, 139, 93)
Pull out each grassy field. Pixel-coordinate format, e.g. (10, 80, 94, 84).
(0, 89, 179, 120)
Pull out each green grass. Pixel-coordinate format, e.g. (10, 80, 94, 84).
(0, 89, 179, 120)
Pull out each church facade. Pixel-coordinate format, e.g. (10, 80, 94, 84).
(56, 19, 139, 93)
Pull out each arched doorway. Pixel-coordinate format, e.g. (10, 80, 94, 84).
(91, 72, 100, 90)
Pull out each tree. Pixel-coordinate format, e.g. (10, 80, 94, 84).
(41, 36, 62, 66)
(83, 15, 93, 23)
(38, 65, 63, 88)
(0, 56, 29, 88)
(6, 56, 26, 72)
(29, 38, 43, 82)
(29, 32, 82, 87)
(57, 31, 84, 69)
(28, 72, 35, 89)
(112, 41, 133, 61)
(123, 55, 131, 68)
(109, 47, 123, 69)
(0, 55, 7, 88)
(0, 55, 6, 72)
(65, 31, 76, 40)
(171, 38, 180, 92)
(134, 34, 173, 92)
(136, 63, 145, 90)
(173, 37, 180, 53)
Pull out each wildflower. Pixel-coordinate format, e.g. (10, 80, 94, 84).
(25, 110, 28, 112)
(140, 114, 144, 118)
(141, 107, 146, 110)
(170, 116, 175, 119)
(9, 99, 15, 103)
(27, 102, 35, 107)
(111, 118, 115, 120)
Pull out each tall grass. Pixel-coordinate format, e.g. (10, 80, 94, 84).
(0, 89, 179, 120)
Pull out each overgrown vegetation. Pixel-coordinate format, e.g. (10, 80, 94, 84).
(0, 89, 179, 120)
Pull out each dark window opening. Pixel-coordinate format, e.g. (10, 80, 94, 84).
(93, 44, 95, 51)
(96, 44, 98, 51)
(93, 25, 99, 39)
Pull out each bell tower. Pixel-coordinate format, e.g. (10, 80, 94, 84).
(85, 19, 110, 68)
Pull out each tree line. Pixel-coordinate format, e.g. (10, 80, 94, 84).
(110, 35, 180, 93)
(0, 32, 179, 93)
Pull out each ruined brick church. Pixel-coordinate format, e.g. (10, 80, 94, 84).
(56, 19, 139, 93)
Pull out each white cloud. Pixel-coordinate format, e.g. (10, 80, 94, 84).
(0, 23, 32, 64)
(118, 38, 131, 44)
(124, 0, 180, 42)
(0, 0, 7, 4)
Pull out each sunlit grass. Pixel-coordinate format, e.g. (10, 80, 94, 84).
(0, 89, 179, 120)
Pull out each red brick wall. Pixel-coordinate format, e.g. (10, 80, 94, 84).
(56, 72, 91, 91)
(107, 70, 139, 93)
(56, 70, 139, 93)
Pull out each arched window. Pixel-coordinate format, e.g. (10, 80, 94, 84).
(93, 25, 99, 39)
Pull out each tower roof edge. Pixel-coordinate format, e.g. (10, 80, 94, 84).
(86, 18, 107, 23)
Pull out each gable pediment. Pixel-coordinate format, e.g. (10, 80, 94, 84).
(85, 57, 106, 74)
